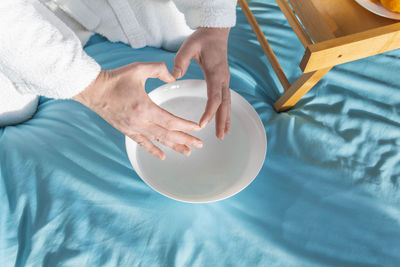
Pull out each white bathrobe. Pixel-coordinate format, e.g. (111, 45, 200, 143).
(0, 0, 237, 126)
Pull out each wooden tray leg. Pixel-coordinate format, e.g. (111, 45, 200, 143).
(273, 67, 332, 112)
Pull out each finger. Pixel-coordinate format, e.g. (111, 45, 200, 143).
(167, 144, 191, 157)
(159, 140, 192, 157)
(225, 101, 231, 134)
(129, 134, 165, 160)
(143, 125, 196, 157)
(173, 42, 197, 79)
(143, 124, 203, 149)
(150, 104, 201, 132)
(199, 76, 223, 128)
(215, 86, 230, 140)
(134, 62, 175, 84)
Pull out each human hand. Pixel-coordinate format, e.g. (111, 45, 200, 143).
(173, 27, 231, 140)
(73, 62, 203, 160)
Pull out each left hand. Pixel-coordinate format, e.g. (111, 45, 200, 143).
(73, 62, 203, 160)
(173, 27, 231, 140)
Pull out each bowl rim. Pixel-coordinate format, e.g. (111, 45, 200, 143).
(125, 79, 267, 203)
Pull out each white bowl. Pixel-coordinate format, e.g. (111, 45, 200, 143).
(125, 79, 267, 203)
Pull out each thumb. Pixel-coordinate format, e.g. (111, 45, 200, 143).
(134, 62, 175, 84)
(173, 44, 196, 79)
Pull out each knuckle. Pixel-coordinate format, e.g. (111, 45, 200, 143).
(131, 102, 147, 115)
(163, 131, 172, 141)
(157, 131, 169, 143)
(164, 119, 174, 129)
(137, 141, 146, 147)
(127, 115, 147, 130)
(126, 117, 137, 128)
(130, 133, 140, 140)
(187, 135, 199, 145)
(188, 137, 198, 145)
(133, 136, 146, 147)
(221, 98, 230, 105)
(126, 119, 137, 130)
(221, 93, 231, 104)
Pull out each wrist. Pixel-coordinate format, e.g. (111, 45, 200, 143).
(73, 70, 111, 109)
(198, 27, 230, 38)
(197, 27, 230, 45)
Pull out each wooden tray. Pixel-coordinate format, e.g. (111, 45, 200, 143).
(239, 0, 400, 111)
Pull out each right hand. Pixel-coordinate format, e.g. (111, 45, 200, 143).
(73, 62, 203, 160)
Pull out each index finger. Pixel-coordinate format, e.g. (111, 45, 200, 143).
(199, 74, 226, 128)
(151, 104, 202, 132)
(132, 62, 175, 84)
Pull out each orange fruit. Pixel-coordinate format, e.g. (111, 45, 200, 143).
(380, 0, 400, 13)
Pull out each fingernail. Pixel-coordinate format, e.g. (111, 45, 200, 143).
(219, 134, 224, 140)
(185, 149, 191, 157)
(193, 125, 202, 131)
(200, 122, 207, 129)
(173, 68, 182, 79)
(161, 154, 166, 160)
(195, 142, 203, 148)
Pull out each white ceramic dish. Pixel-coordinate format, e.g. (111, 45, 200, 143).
(355, 0, 400, 20)
(125, 79, 267, 203)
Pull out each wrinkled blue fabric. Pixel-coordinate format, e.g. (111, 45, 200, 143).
(1, 1, 400, 266)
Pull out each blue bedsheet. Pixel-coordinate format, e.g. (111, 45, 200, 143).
(1, 1, 400, 266)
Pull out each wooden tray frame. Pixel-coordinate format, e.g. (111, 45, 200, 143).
(239, 0, 400, 112)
